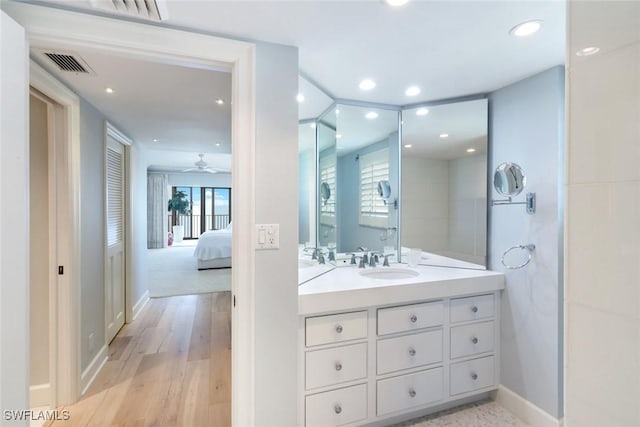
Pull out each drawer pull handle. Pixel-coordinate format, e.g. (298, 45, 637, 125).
(471, 373, 478, 381)
(471, 306, 478, 313)
(408, 389, 416, 398)
(410, 314, 418, 323)
(471, 337, 479, 344)
(334, 404, 342, 414)
(335, 325, 343, 334)
(408, 347, 416, 356)
(335, 362, 342, 371)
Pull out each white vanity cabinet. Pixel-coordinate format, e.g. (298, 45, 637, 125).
(299, 292, 500, 426)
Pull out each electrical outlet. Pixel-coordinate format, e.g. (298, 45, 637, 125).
(256, 224, 279, 250)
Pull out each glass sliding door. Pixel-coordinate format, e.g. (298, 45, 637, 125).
(170, 186, 232, 237)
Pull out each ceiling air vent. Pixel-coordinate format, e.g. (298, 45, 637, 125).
(89, 0, 169, 21)
(44, 53, 89, 73)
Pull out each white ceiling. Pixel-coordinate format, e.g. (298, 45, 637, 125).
(334, 105, 399, 155)
(23, 0, 565, 171)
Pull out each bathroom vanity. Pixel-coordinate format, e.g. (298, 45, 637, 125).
(298, 265, 504, 427)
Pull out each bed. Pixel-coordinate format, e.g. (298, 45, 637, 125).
(193, 223, 232, 270)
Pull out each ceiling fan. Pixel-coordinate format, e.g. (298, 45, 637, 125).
(182, 154, 221, 174)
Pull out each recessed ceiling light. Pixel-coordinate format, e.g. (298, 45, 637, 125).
(440, 133, 449, 138)
(365, 111, 379, 120)
(509, 20, 543, 37)
(416, 108, 429, 116)
(310, 123, 317, 129)
(404, 144, 413, 148)
(386, 0, 409, 6)
(336, 134, 343, 139)
(296, 93, 305, 103)
(152, 138, 159, 142)
(576, 46, 600, 56)
(215, 98, 225, 105)
(216, 143, 221, 147)
(359, 79, 376, 91)
(466, 148, 476, 153)
(105, 87, 114, 94)
(405, 86, 421, 97)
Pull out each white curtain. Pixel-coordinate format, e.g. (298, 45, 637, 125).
(147, 173, 168, 248)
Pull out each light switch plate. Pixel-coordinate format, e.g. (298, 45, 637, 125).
(256, 224, 279, 250)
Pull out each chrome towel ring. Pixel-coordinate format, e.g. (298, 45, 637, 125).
(501, 244, 536, 269)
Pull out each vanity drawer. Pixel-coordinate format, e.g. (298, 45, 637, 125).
(305, 383, 367, 427)
(377, 301, 444, 336)
(376, 367, 443, 416)
(306, 311, 368, 347)
(450, 355, 495, 396)
(377, 329, 442, 375)
(450, 321, 494, 359)
(306, 343, 367, 390)
(450, 294, 494, 323)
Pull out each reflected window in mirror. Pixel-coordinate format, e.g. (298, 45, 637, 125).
(317, 120, 337, 249)
(401, 99, 488, 269)
(359, 148, 390, 228)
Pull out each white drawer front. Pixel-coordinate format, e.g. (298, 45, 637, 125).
(450, 355, 495, 396)
(377, 329, 443, 375)
(376, 367, 443, 416)
(378, 301, 444, 336)
(306, 311, 368, 347)
(306, 343, 367, 390)
(450, 321, 494, 359)
(450, 294, 494, 323)
(305, 384, 367, 427)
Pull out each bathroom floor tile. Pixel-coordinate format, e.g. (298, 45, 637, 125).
(392, 399, 528, 427)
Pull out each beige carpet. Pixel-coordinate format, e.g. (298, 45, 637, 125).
(147, 239, 231, 298)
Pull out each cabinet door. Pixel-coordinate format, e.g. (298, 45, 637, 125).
(306, 343, 367, 390)
(450, 356, 495, 395)
(376, 367, 443, 416)
(306, 311, 368, 347)
(305, 384, 367, 427)
(450, 294, 494, 323)
(377, 329, 442, 375)
(377, 301, 444, 336)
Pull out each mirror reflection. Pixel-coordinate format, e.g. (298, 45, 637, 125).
(494, 162, 526, 196)
(298, 123, 317, 248)
(401, 99, 488, 268)
(317, 115, 337, 249)
(334, 104, 399, 254)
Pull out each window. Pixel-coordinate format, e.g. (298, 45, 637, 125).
(319, 153, 336, 226)
(169, 186, 231, 237)
(359, 149, 389, 228)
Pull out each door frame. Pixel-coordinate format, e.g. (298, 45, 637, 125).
(8, 3, 257, 423)
(104, 122, 131, 344)
(30, 60, 82, 407)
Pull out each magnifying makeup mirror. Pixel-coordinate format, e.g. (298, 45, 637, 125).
(494, 162, 526, 196)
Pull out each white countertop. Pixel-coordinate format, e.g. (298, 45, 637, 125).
(298, 263, 504, 315)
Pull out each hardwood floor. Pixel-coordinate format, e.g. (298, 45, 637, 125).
(48, 292, 231, 427)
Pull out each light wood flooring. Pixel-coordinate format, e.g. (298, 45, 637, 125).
(48, 292, 231, 427)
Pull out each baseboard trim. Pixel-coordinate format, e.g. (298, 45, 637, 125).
(30, 383, 50, 408)
(491, 385, 563, 427)
(132, 290, 150, 321)
(80, 344, 108, 396)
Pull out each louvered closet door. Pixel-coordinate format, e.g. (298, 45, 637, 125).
(106, 136, 125, 343)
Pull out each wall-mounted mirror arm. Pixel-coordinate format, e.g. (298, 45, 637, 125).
(491, 192, 536, 214)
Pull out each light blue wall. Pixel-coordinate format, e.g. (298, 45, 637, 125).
(488, 66, 564, 417)
(338, 132, 399, 253)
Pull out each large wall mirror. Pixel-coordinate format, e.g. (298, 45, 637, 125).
(401, 99, 488, 269)
(332, 104, 400, 254)
(298, 122, 316, 248)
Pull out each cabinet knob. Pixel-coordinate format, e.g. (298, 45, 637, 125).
(471, 373, 478, 380)
(471, 337, 478, 344)
(408, 389, 416, 398)
(410, 314, 418, 323)
(334, 404, 342, 414)
(471, 306, 478, 313)
(335, 362, 342, 371)
(335, 325, 343, 334)
(408, 347, 416, 357)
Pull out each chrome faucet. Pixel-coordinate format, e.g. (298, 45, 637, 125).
(383, 254, 394, 267)
(317, 251, 325, 264)
(328, 248, 336, 262)
(358, 256, 366, 269)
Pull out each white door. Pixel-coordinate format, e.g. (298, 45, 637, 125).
(105, 136, 126, 343)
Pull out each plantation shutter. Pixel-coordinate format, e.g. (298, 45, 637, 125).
(319, 152, 336, 226)
(359, 148, 389, 228)
(106, 143, 124, 247)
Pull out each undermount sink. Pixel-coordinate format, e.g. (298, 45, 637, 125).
(299, 259, 317, 269)
(359, 268, 420, 280)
